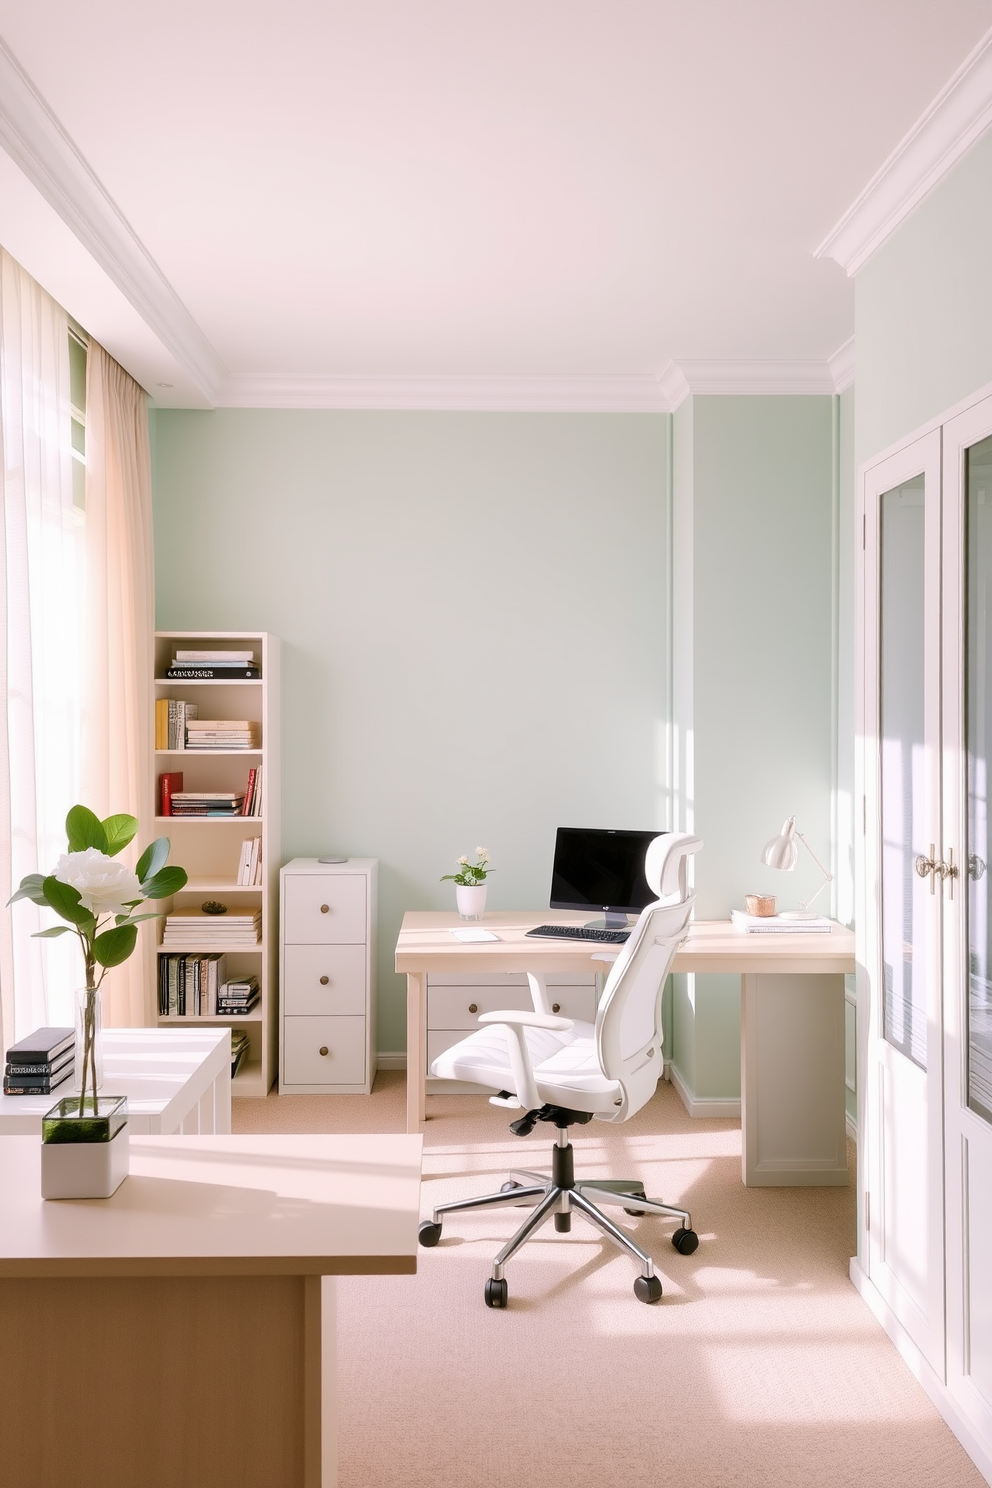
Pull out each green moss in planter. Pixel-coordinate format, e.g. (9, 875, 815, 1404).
(42, 1095, 128, 1145)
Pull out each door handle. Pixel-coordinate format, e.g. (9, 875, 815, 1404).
(937, 848, 960, 900)
(915, 845, 939, 894)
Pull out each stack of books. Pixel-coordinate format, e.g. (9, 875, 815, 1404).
(158, 953, 228, 1017)
(230, 1029, 251, 1077)
(730, 909, 832, 934)
(4, 1027, 75, 1095)
(237, 837, 263, 885)
(155, 699, 198, 750)
(185, 719, 259, 750)
(169, 791, 245, 817)
(166, 650, 260, 680)
(162, 908, 262, 948)
(218, 975, 260, 1015)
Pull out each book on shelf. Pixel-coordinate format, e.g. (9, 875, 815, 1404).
(158, 953, 227, 1016)
(158, 771, 184, 816)
(217, 994, 260, 1014)
(230, 1029, 251, 1076)
(185, 721, 259, 750)
(251, 765, 262, 817)
(161, 908, 262, 948)
(166, 664, 260, 680)
(237, 837, 262, 885)
(730, 909, 832, 933)
(6, 1028, 74, 1064)
(241, 767, 257, 815)
(155, 697, 169, 750)
(166, 699, 198, 750)
(174, 650, 256, 663)
(170, 791, 245, 817)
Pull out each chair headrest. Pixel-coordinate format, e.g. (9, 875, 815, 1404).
(644, 832, 704, 899)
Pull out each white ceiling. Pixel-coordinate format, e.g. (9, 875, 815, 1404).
(0, 1, 991, 408)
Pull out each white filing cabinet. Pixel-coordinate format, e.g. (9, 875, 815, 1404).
(279, 858, 377, 1095)
(426, 972, 598, 1092)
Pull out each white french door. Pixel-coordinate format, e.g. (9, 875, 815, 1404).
(860, 429, 946, 1374)
(941, 392, 992, 1447)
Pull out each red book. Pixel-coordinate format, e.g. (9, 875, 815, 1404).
(241, 767, 257, 816)
(159, 772, 183, 816)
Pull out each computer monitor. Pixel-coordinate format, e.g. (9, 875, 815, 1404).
(549, 826, 666, 929)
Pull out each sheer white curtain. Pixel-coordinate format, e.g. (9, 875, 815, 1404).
(0, 247, 82, 1045)
(82, 341, 155, 1026)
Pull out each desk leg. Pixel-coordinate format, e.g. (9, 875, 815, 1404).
(304, 1275, 337, 1488)
(406, 971, 427, 1131)
(741, 972, 848, 1186)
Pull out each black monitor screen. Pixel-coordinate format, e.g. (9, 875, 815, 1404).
(549, 827, 664, 914)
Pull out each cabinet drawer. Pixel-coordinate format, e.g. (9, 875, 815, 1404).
(427, 971, 596, 988)
(427, 983, 597, 1031)
(283, 944, 366, 1016)
(283, 874, 366, 944)
(283, 1016, 366, 1086)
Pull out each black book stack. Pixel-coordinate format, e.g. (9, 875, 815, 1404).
(4, 1027, 75, 1096)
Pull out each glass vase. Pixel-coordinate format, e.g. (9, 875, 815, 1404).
(74, 985, 104, 1098)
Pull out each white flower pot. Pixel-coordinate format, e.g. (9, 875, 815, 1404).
(41, 1124, 129, 1200)
(455, 884, 487, 920)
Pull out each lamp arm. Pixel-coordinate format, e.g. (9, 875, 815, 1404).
(796, 832, 833, 913)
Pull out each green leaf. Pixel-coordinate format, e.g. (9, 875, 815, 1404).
(135, 837, 170, 884)
(114, 911, 163, 926)
(6, 873, 49, 907)
(102, 813, 138, 857)
(141, 866, 188, 899)
(92, 923, 138, 968)
(66, 805, 108, 854)
(41, 877, 96, 929)
(32, 925, 73, 938)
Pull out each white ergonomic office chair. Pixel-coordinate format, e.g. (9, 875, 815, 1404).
(419, 831, 703, 1307)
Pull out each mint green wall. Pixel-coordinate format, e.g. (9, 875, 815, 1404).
(669, 395, 836, 1104)
(856, 129, 992, 465)
(150, 410, 672, 1055)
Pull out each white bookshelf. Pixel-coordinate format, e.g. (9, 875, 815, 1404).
(152, 631, 281, 1097)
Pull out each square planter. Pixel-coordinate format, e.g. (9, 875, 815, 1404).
(41, 1095, 129, 1200)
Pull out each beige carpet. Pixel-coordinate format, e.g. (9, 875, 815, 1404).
(234, 1074, 987, 1488)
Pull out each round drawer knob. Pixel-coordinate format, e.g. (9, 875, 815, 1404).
(468, 1003, 478, 1014)
(552, 1003, 561, 1013)
(319, 1046, 329, 1056)
(319, 975, 329, 986)
(320, 904, 330, 914)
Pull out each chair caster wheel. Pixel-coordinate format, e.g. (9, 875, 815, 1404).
(418, 1221, 442, 1248)
(672, 1227, 699, 1255)
(634, 1274, 663, 1304)
(485, 1277, 508, 1308)
(554, 1213, 571, 1232)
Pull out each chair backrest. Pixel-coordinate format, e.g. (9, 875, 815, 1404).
(594, 832, 702, 1120)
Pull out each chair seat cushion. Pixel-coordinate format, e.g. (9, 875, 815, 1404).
(532, 1036, 621, 1097)
(430, 1020, 593, 1088)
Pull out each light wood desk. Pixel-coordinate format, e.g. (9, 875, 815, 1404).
(0, 1026, 232, 1135)
(396, 911, 856, 1185)
(0, 1132, 422, 1488)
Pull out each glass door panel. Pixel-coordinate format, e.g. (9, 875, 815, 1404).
(966, 435, 992, 1124)
(880, 476, 927, 1069)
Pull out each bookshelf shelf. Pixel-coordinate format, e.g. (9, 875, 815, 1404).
(153, 631, 280, 1096)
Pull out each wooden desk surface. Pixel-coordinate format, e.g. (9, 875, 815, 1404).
(0, 1132, 423, 1278)
(395, 911, 856, 976)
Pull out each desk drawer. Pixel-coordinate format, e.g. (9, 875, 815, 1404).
(283, 873, 366, 944)
(282, 1015, 366, 1086)
(283, 944, 366, 1015)
(428, 984, 597, 1031)
(427, 972, 596, 988)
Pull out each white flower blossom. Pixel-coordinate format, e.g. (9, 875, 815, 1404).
(476, 847, 489, 860)
(53, 848, 142, 918)
(458, 855, 470, 865)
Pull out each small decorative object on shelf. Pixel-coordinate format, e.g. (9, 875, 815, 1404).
(40, 1094, 129, 1199)
(441, 847, 494, 920)
(6, 805, 188, 1113)
(201, 900, 228, 914)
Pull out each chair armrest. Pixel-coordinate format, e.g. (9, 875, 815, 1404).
(477, 1009, 573, 1032)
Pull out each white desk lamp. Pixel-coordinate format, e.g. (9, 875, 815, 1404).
(760, 816, 832, 919)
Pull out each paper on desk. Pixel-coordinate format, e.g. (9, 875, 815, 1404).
(449, 927, 500, 942)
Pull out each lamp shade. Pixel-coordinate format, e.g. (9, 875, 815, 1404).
(761, 816, 799, 871)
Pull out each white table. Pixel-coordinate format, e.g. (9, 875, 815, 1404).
(0, 1132, 423, 1488)
(396, 912, 857, 1185)
(0, 1026, 232, 1134)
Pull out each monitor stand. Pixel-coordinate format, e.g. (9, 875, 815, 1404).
(583, 912, 631, 931)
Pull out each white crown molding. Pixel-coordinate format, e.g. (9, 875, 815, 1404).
(218, 371, 673, 413)
(668, 359, 841, 398)
(0, 38, 226, 404)
(828, 337, 855, 393)
(815, 25, 992, 276)
(658, 361, 691, 412)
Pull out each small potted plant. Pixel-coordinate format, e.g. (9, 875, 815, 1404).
(8, 805, 187, 1197)
(441, 848, 494, 920)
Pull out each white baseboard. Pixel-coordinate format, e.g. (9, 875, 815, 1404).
(376, 1053, 407, 1070)
(668, 1062, 742, 1120)
(850, 1259, 992, 1487)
